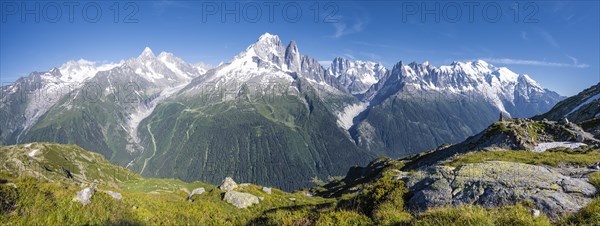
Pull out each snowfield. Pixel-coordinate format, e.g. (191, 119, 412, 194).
(533, 142, 587, 152)
(567, 93, 600, 116)
(27, 149, 40, 157)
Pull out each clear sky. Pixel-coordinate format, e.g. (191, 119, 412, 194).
(1, 1, 598, 96)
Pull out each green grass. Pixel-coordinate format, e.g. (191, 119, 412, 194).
(0, 143, 141, 187)
(0, 142, 336, 225)
(414, 204, 551, 226)
(484, 121, 512, 137)
(445, 148, 600, 168)
(2, 142, 599, 225)
(252, 206, 374, 226)
(0, 174, 334, 225)
(121, 178, 213, 193)
(589, 172, 600, 190)
(558, 198, 600, 225)
(0, 178, 138, 225)
(527, 121, 546, 141)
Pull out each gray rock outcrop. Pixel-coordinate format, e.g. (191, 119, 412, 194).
(187, 187, 206, 201)
(400, 161, 597, 219)
(262, 187, 272, 194)
(73, 188, 95, 205)
(102, 190, 123, 200)
(219, 177, 238, 191)
(223, 191, 260, 209)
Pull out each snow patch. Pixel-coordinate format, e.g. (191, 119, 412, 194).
(567, 93, 600, 116)
(533, 142, 587, 152)
(27, 149, 40, 157)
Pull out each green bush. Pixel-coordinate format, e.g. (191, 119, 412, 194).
(0, 184, 17, 214)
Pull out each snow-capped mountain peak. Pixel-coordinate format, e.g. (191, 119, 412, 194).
(244, 33, 286, 64)
(139, 47, 155, 58)
(201, 33, 293, 89)
(518, 74, 541, 88)
(182, 33, 340, 98)
(493, 67, 520, 83)
(328, 57, 387, 94)
(156, 51, 205, 80)
(285, 40, 301, 72)
(126, 48, 195, 83)
(193, 62, 213, 74)
(257, 32, 280, 43)
(367, 59, 563, 118)
(57, 59, 121, 83)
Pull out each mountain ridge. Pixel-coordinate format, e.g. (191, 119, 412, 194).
(0, 32, 568, 190)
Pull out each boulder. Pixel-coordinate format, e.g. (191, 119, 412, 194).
(219, 177, 238, 191)
(400, 161, 597, 219)
(187, 187, 206, 201)
(102, 190, 123, 200)
(262, 187, 272, 194)
(73, 188, 95, 205)
(223, 191, 259, 209)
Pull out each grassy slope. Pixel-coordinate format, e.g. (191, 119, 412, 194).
(445, 147, 600, 168)
(1, 143, 599, 225)
(0, 143, 140, 187)
(0, 143, 332, 225)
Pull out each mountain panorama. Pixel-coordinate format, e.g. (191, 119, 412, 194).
(0, 33, 565, 191)
(2, 32, 600, 225)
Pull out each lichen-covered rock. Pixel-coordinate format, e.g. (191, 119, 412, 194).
(223, 191, 259, 209)
(102, 190, 122, 200)
(400, 161, 597, 219)
(187, 187, 205, 201)
(73, 188, 95, 205)
(219, 177, 238, 191)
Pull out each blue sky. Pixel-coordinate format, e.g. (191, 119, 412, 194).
(1, 1, 598, 96)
